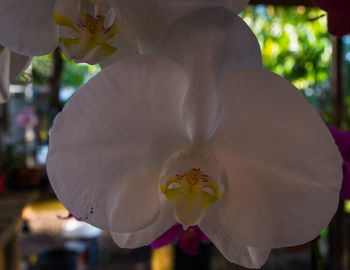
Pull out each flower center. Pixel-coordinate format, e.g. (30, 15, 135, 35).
(53, 0, 120, 64)
(179, 167, 207, 185)
(161, 167, 222, 229)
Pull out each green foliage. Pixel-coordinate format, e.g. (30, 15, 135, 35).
(61, 54, 100, 87)
(241, 5, 332, 117)
(1, 144, 26, 175)
(32, 52, 100, 88)
(31, 54, 53, 86)
(343, 37, 350, 125)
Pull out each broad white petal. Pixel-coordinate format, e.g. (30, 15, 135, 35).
(135, 7, 262, 74)
(112, 196, 176, 248)
(102, 1, 236, 69)
(9, 52, 31, 83)
(104, 4, 261, 140)
(47, 56, 189, 232)
(172, 9, 260, 142)
(0, 0, 58, 55)
(210, 68, 342, 248)
(0, 47, 10, 103)
(200, 200, 270, 269)
(232, 0, 250, 13)
(115, 0, 232, 55)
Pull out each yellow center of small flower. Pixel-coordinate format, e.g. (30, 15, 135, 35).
(53, 2, 120, 64)
(161, 167, 222, 229)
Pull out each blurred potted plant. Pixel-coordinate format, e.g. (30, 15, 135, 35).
(1, 106, 43, 189)
(1, 144, 42, 189)
(14, 106, 38, 167)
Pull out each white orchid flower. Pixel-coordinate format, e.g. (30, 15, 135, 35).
(47, 3, 341, 268)
(0, 0, 120, 64)
(47, 55, 342, 269)
(0, 45, 31, 103)
(0, 0, 249, 64)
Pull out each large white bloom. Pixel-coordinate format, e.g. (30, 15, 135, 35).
(47, 54, 342, 268)
(0, 0, 248, 64)
(0, 45, 31, 102)
(47, 4, 341, 268)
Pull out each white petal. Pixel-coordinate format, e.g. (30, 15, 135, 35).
(181, 79, 222, 143)
(126, 6, 262, 139)
(157, 9, 261, 142)
(47, 56, 189, 232)
(136, 7, 261, 73)
(115, 0, 232, 55)
(54, 0, 81, 20)
(102, 1, 237, 69)
(111, 196, 176, 248)
(9, 52, 31, 83)
(211, 68, 342, 248)
(200, 200, 270, 269)
(104, 10, 259, 138)
(0, 47, 10, 103)
(232, 0, 250, 13)
(0, 0, 58, 55)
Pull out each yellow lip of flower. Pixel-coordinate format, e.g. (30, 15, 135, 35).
(161, 167, 223, 229)
(53, 9, 120, 64)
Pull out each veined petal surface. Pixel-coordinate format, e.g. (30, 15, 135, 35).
(210, 68, 342, 248)
(0, 47, 10, 103)
(47, 56, 189, 232)
(200, 200, 270, 269)
(0, 0, 58, 55)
